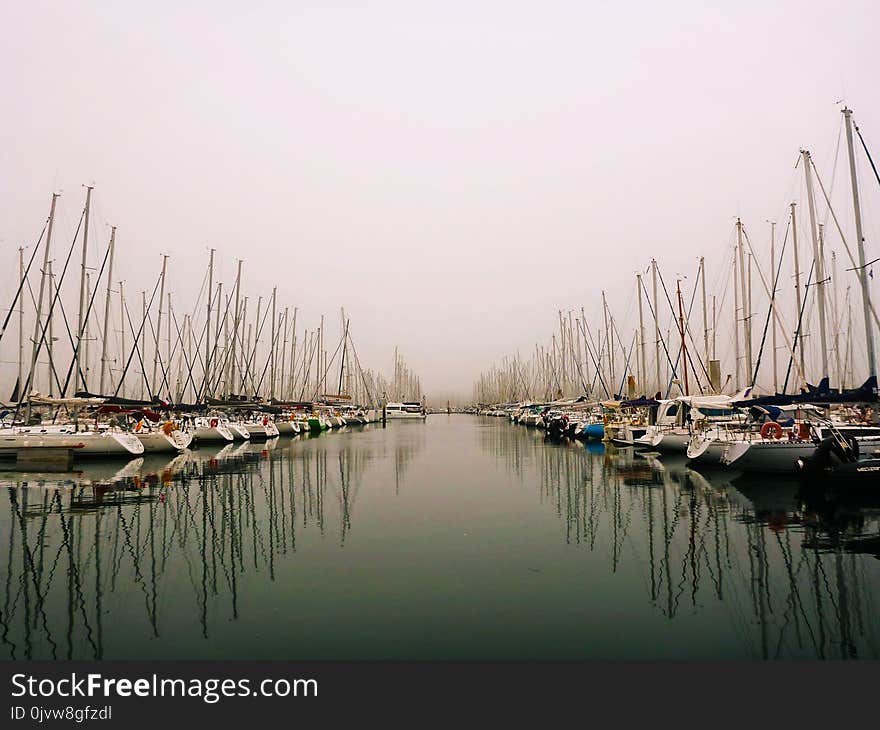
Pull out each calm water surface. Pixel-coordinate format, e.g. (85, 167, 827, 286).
(2, 415, 879, 660)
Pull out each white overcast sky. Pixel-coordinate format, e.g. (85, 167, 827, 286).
(2, 1, 879, 399)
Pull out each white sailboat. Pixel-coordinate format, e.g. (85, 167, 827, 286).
(193, 415, 235, 443)
(0, 424, 145, 457)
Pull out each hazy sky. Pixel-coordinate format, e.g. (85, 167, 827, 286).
(2, 1, 879, 399)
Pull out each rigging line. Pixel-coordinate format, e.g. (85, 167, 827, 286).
(577, 316, 610, 397)
(820, 115, 845, 229)
(112, 275, 163, 398)
(608, 312, 636, 396)
(782, 260, 816, 394)
(656, 266, 700, 391)
(638, 275, 678, 395)
(16, 211, 85, 409)
(153, 309, 189, 400)
(345, 332, 377, 406)
(119, 298, 153, 401)
(236, 295, 271, 398)
(202, 288, 233, 398)
(651, 267, 687, 391)
(318, 325, 346, 392)
(0, 222, 47, 347)
(45, 296, 75, 396)
(809, 157, 880, 331)
(172, 298, 213, 399)
(200, 286, 239, 400)
(741, 223, 808, 389)
(678, 260, 712, 390)
(168, 308, 203, 402)
(253, 311, 287, 398)
(846, 256, 880, 272)
(61, 240, 113, 395)
(855, 122, 880, 190)
(139, 309, 173, 400)
(565, 327, 589, 396)
(749, 216, 791, 390)
(584, 314, 612, 394)
(614, 334, 638, 398)
(226, 303, 257, 395)
(298, 334, 318, 401)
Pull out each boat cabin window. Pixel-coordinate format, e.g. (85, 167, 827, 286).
(695, 407, 735, 418)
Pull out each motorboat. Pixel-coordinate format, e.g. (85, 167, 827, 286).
(385, 402, 427, 420)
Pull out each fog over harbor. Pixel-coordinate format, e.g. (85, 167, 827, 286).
(2, 1, 880, 402)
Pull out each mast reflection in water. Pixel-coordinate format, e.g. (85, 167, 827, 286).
(1, 417, 878, 659)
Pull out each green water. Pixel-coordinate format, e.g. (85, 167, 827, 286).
(2, 415, 878, 660)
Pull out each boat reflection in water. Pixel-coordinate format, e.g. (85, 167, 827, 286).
(1, 418, 877, 660)
(0, 422, 425, 660)
(480, 420, 880, 659)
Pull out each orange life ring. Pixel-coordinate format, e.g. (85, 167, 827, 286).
(162, 421, 174, 436)
(210, 417, 219, 428)
(135, 420, 143, 432)
(760, 421, 783, 440)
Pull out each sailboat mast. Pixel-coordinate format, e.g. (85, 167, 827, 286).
(47, 260, 55, 396)
(831, 248, 843, 388)
(317, 314, 324, 398)
(26, 193, 58, 407)
(118, 281, 125, 398)
(152, 254, 167, 397)
(75, 186, 93, 394)
(279, 306, 289, 401)
(205, 248, 214, 400)
(140, 291, 146, 399)
(842, 107, 877, 380)
(637, 274, 646, 394)
(790, 202, 806, 379)
(651, 259, 661, 394)
(700, 257, 709, 368)
(770, 221, 778, 392)
(712, 295, 717, 360)
(17, 247, 23, 397)
(602, 291, 612, 394)
(288, 307, 297, 399)
(733, 248, 741, 391)
(802, 149, 829, 378)
(231, 259, 241, 395)
(269, 286, 277, 400)
(676, 278, 689, 395)
(252, 295, 262, 396)
(167, 291, 173, 398)
(84, 272, 91, 387)
(736, 218, 752, 379)
(98, 226, 116, 395)
(213, 281, 222, 396)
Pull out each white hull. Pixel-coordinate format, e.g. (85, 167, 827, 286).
(228, 423, 251, 441)
(686, 435, 727, 466)
(244, 422, 280, 440)
(135, 430, 193, 453)
(720, 439, 816, 473)
(0, 428, 145, 457)
(194, 424, 234, 443)
(275, 420, 300, 435)
(654, 430, 690, 454)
